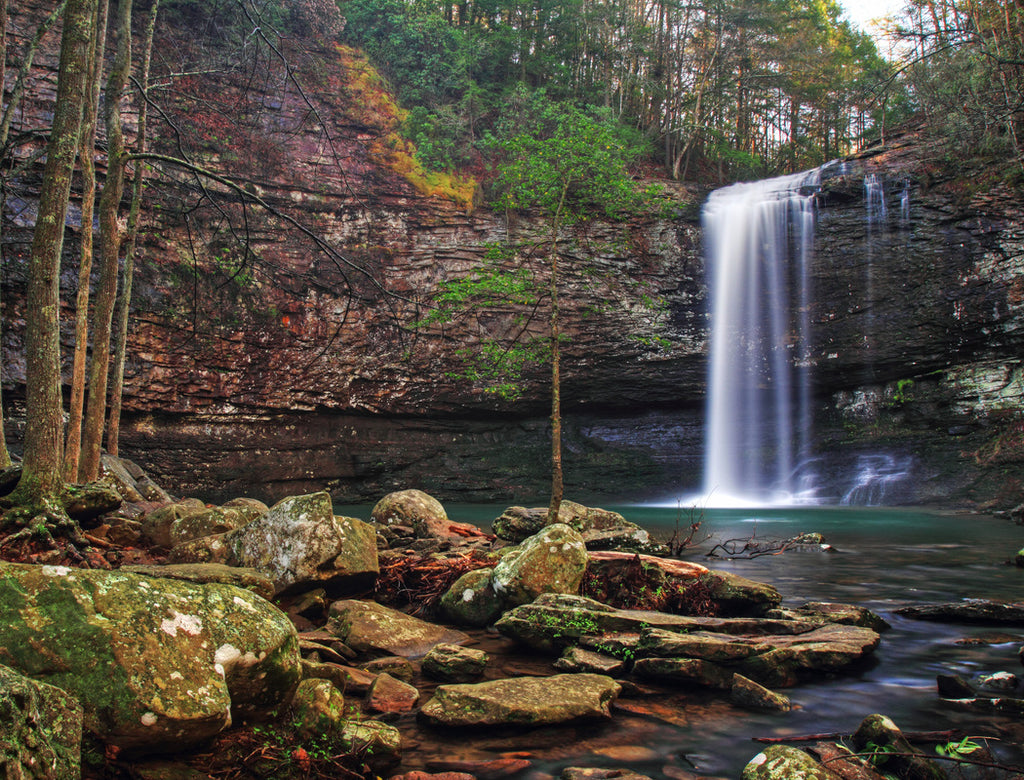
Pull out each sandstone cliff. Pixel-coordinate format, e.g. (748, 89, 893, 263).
(2, 3, 1022, 506)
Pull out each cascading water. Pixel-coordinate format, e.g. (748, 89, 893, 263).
(701, 169, 822, 506)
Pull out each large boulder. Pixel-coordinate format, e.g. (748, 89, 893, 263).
(491, 524, 588, 606)
(439, 568, 504, 627)
(0, 663, 83, 778)
(141, 499, 208, 548)
(372, 489, 488, 544)
(419, 673, 620, 727)
(169, 506, 251, 547)
(327, 599, 469, 658)
(492, 501, 662, 553)
(223, 492, 379, 595)
(0, 562, 301, 753)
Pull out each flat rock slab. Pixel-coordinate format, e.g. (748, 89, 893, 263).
(895, 600, 1024, 624)
(328, 599, 469, 658)
(419, 673, 621, 727)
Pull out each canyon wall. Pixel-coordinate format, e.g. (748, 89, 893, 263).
(2, 3, 1022, 506)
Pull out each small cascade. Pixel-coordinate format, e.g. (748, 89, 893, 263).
(840, 454, 914, 505)
(899, 178, 911, 226)
(701, 169, 821, 506)
(864, 174, 887, 224)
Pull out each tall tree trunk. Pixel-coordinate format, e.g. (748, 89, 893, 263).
(64, 0, 109, 481)
(8, 0, 98, 513)
(80, 0, 130, 482)
(109, 0, 160, 456)
(0, 0, 68, 470)
(546, 186, 569, 525)
(0, 0, 11, 470)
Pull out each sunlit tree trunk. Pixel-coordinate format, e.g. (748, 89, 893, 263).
(80, 0, 130, 481)
(64, 0, 109, 481)
(8, 0, 98, 513)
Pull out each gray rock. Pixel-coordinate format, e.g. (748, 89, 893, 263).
(493, 501, 663, 554)
(419, 673, 620, 727)
(141, 499, 208, 548)
(492, 523, 588, 606)
(0, 664, 83, 778)
(224, 492, 379, 595)
(328, 599, 468, 658)
(767, 601, 891, 632)
(440, 568, 504, 626)
(170, 506, 250, 546)
(497, 593, 879, 686)
(422, 643, 489, 682)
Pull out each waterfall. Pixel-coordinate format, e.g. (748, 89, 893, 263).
(702, 169, 822, 506)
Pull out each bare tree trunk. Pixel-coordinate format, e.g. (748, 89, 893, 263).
(0, 0, 11, 470)
(109, 0, 160, 456)
(80, 0, 130, 482)
(0, 0, 68, 470)
(64, 0, 109, 481)
(546, 187, 569, 525)
(8, 0, 97, 513)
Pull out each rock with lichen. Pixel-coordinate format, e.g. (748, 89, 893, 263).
(0, 562, 301, 754)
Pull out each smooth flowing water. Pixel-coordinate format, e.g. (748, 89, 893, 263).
(702, 171, 821, 506)
(384, 504, 1024, 778)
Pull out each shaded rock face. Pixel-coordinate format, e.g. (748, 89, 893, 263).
(1, 0, 1022, 505)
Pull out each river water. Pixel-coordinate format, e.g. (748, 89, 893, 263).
(347, 503, 1024, 778)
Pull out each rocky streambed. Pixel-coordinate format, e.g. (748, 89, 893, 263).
(1, 457, 1023, 779)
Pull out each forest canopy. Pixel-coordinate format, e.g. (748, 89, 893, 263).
(339, 0, 892, 181)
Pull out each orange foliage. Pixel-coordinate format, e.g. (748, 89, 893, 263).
(335, 45, 477, 211)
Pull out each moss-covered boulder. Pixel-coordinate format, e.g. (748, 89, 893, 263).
(141, 499, 208, 548)
(327, 599, 469, 659)
(492, 524, 588, 606)
(0, 562, 301, 753)
(371, 489, 488, 543)
(742, 745, 835, 779)
(0, 663, 83, 778)
(492, 502, 662, 553)
(419, 673, 620, 727)
(170, 506, 251, 546)
(290, 678, 346, 738)
(224, 492, 379, 595)
(439, 568, 503, 627)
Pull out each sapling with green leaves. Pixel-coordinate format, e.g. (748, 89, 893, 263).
(421, 101, 644, 522)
